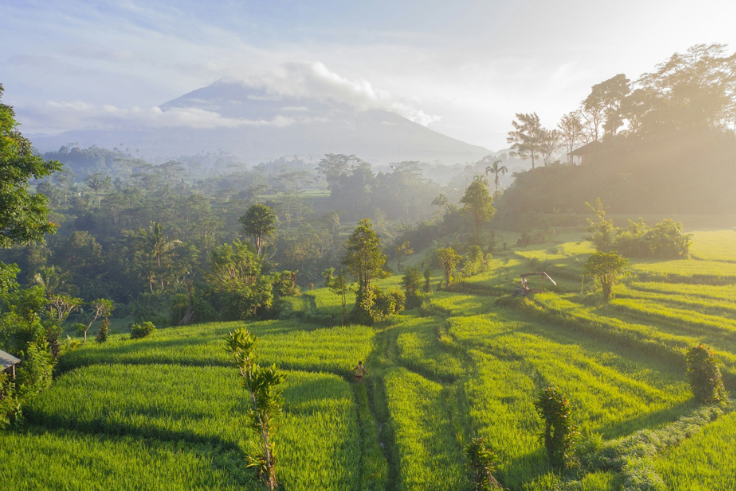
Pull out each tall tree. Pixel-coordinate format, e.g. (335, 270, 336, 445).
(507, 113, 542, 169)
(436, 247, 462, 287)
(557, 111, 586, 164)
(0, 84, 61, 252)
(240, 204, 276, 257)
(538, 128, 561, 166)
(484, 160, 508, 196)
(84, 172, 112, 208)
(582, 74, 631, 140)
(342, 219, 386, 296)
(460, 178, 496, 238)
(633, 44, 736, 134)
(322, 267, 352, 326)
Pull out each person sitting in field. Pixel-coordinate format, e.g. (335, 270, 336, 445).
(353, 361, 367, 382)
(521, 277, 530, 291)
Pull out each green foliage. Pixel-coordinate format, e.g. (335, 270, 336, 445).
(423, 268, 432, 293)
(436, 247, 462, 286)
(394, 241, 413, 272)
(372, 288, 405, 320)
(342, 219, 386, 295)
(463, 245, 488, 277)
(582, 251, 628, 300)
(351, 286, 404, 324)
(534, 387, 579, 469)
(225, 327, 286, 490)
(598, 217, 692, 259)
(585, 199, 615, 252)
(95, 318, 109, 343)
(322, 267, 352, 326)
(240, 203, 276, 257)
(130, 321, 156, 339)
(402, 267, 422, 308)
(0, 84, 61, 249)
(0, 372, 19, 429)
(460, 178, 495, 238)
(16, 340, 55, 399)
(207, 240, 272, 319)
(465, 437, 501, 490)
(686, 344, 727, 404)
(271, 270, 299, 297)
(80, 298, 114, 342)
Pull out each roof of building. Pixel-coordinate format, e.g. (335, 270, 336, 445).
(568, 140, 602, 156)
(0, 349, 21, 370)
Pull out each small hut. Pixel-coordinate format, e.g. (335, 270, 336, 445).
(568, 140, 602, 165)
(517, 272, 557, 295)
(0, 349, 21, 379)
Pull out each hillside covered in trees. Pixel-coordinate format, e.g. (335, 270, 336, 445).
(496, 44, 736, 225)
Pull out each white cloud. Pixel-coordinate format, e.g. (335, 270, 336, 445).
(229, 61, 442, 126)
(18, 101, 295, 133)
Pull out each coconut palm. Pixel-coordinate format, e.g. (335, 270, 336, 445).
(34, 266, 71, 297)
(431, 194, 450, 216)
(485, 160, 508, 195)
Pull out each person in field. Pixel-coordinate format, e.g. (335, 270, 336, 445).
(353, 361, 367, 382)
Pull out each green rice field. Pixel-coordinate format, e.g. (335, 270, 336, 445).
(2, 227, 735, 490)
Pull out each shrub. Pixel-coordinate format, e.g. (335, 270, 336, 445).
(73, 323, 87, 338)
(15, 341, 55, 399)
(465, 436, 502, 490)
(0, 372, 19, 429)
(130, 321, 156, 340)
(534, 387, 579, 469)
(686, 344, 727, 404)
(95, 319, 109, 343)
(582, 251, 628, 301)
(423, 268, 432, 293)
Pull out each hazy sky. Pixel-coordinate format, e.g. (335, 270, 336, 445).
(3, 0, 736, 151)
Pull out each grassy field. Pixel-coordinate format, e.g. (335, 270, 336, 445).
(2, 227, 736, 490)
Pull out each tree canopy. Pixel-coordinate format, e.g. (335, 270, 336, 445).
(240, 204, 276, 257)
(342, 219, 386, 295)
(460, 178, 495, 238)
(0, 84, 61, 250)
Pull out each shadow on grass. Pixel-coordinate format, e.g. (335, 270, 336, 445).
(594, 398, 699, 440)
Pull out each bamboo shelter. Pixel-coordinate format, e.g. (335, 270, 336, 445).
(0, 349, 21, 379)
(516, 272, 557, 295)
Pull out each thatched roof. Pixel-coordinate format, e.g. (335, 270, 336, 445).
(0, 349, 21, 370)
(568, 140, 602, 156)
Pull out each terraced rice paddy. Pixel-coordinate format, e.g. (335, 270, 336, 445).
(2, 229, 736, 490)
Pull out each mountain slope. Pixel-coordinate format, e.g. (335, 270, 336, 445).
(31, 80, 491, 165)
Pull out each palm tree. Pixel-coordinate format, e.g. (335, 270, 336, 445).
(485, 160, 508, 195)
(34, 266, 71, 297)
(138, 222, 181, 290)
(431, 194, 450, 216)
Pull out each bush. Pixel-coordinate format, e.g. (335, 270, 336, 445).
(686, 344, 727, 403)
(95, 319, 109, 343)
(349, 287, 405, 325)
(0, 372, 19, 429)
(15, 341, 55, 399)
(73, 323, 87, 338)
(130, 321, 156, 339)
(465, 437, 501, 490)
(534, 387, 579, 469)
